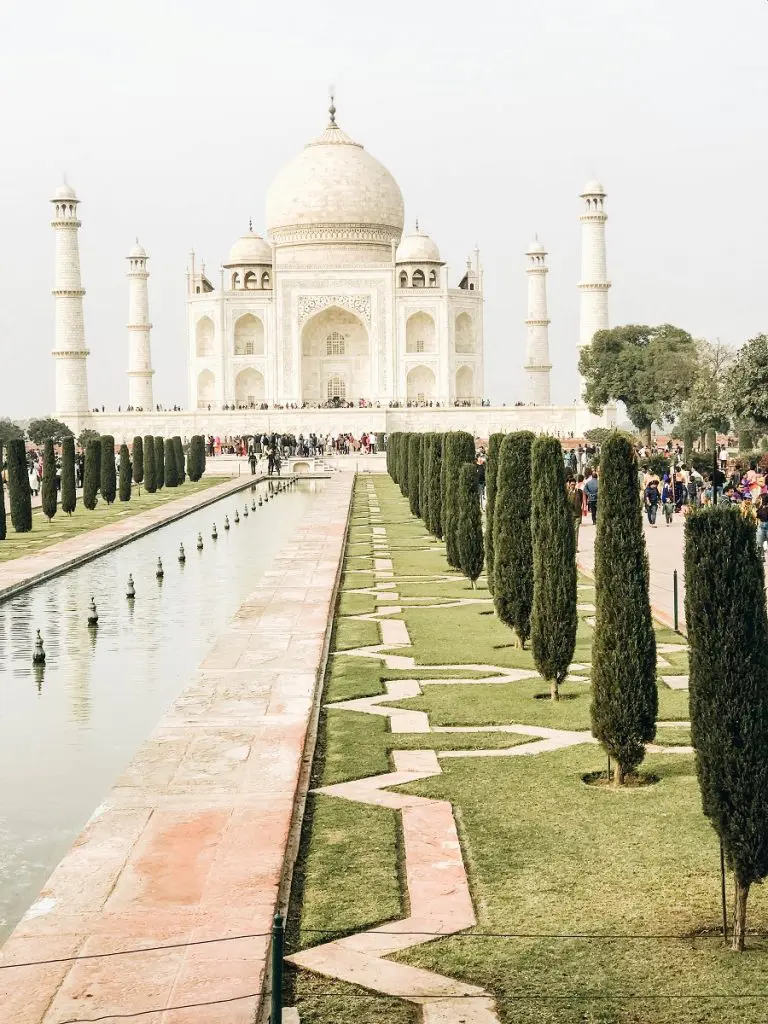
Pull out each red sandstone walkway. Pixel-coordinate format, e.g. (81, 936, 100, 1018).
(0, 474, 353, 1024)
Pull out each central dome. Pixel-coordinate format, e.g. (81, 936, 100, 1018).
(265, 110, 405, 248)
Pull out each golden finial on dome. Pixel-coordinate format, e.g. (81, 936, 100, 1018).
(328, 87, 337, 127)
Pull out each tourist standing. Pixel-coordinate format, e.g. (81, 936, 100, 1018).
(644, 477, 660, 527)
(584, 469, 598, 524)
(567, 478, 584, 552)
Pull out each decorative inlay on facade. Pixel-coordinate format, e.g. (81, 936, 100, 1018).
(270, 223, 401, 246)
(298, 294, 372, 326)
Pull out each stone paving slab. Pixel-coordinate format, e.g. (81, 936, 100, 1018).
(0, 475, 260, 602)
(0, 473, 354, 1024)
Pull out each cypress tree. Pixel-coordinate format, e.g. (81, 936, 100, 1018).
(387, 432, 396, 481)
(188, 436, 205, 481)
(0, 443, 6, 541)
(164, 438, 178, 487)
(484, 433, 504, 596)
(100, 435, 116, 504)
(408, 433, 421, 517)
(118, 443, 132, 501)
(41, 438, 57, 521)
(686, 505, 768, 951)
(7, 439, 31, 532)
(154, 436, 165, 489)
(443, 432, 476, 569)
(143, 434, 157, 492)
(132, 435, 144, 485)
(428, 433, 444, 540)
(457, 463, 484, 587)
(399, 433, 410, 498)
(590, 434, 657, 782)
(173, 436, 185, 484)
(83, 438, 101, 510)
(61, 437, 76, 515)
(493, 431, 535, 647)
(530, 435, 577, 701)
(419, 433, 430, 526)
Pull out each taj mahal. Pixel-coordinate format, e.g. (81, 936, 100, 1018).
(50, 102, 614, 440)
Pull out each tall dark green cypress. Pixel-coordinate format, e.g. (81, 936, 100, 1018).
(7, 439, 31, 532)
(100, 435, 116, 504)
(154, 436, 165, 489)
(41, 439, 57, 521)
(118, 443, 132, 501)
(0, 443, 7, 541)
(590, 434, 657, 781)
(399, 433, 410, 498)
(143, 434, 157, 492)
(83, 438, 101, 510)
(530, 435, 577, 701)
(493, 432, 535, 647)
(132, 435, 144, 485)
(484, 433, 504, 595)
(428, 433, 444, 540)
(387, 432, 397, 481)
(408, 434, 421, 517)
(419, 434, 430, 525)
(457, 463, 484, 586)
(164, 438, 178, 487)
(61, 437, 76, 514)
(173, 436, 185, 484)
(686, 505, 768, 951)
(188, 436, 205, 481)
(442, 432, 475, 569)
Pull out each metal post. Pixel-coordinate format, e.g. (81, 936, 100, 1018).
(270, 911, 284, 1023)
(673, 569, 679, 632)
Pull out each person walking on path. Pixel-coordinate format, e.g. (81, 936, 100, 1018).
(475, 451, 486, 509)
(644, 477, 661, 527)
(567, 478, 584, 552)
(757, 495, 768, 560)
(248, 450, 257, 475)
(661, 475, 674, 525)
(584, 469, 599, 524)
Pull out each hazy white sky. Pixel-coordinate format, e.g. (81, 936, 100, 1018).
(0, 0, 766, 417)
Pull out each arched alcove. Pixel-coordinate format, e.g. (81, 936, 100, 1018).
(197, 369, 215, 408)
(235, 368, 265, 405)
(406, 312, 436, 354)
(196, 316, 214, 356)
(455, 312, 475, 353)
(406, 364, 436, 402)
(301, 306, 369, 403)
(234, 313, 265, 356)
(455, 364, 474, 399)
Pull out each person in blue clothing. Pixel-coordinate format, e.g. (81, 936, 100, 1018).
(584, 469, 598, 524)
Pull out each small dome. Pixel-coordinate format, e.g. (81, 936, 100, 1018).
(396, 228, 441, 263)
(225, 231, 272, 266)
(581, 179, 606, 196)
(54, 183, 77, 200)
(527, 238, 546, 254)
(129, 240, 147, 258)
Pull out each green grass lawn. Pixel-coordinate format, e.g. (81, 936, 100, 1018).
(286, 474, 754, 1024)
(0, 478, 220, 564)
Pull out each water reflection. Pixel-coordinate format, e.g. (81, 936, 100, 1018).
(0, 477, 322, 940)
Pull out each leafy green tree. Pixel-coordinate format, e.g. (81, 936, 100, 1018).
(484, 433, 503, 595)
(408, 434, 421, 517)
(83, 438, 101, 510)
(457, 463, 484, 587)
(78, 428, 100, 448)
(132, 436, 144, 484)
(164, 438, 178, 487)
(531, 435, 577, 701)
(173, 436, 185, 484)
(0, 444, 7, 541)
(685, 505, 768, 951)
(27, 417, 74, 445)
(492, 432, 535, 647)
(427, 433, 444, 540)
(725, 334, 768, 428)
(41, 439, 57, 521)
(61, 437, 76, 514)
(676, 339, 733, 444)
(399, 433, 410, 498)
(442, 432, 475, 569)
(590, 435, 657, 783)
(118, 444, 132, 501)
(0, 418, 24, 447)
(154, 436, 165, 489)
(579, 324, 698, 445)
(100, 435, 116, 504)
(143, 434, 157, 492)
(8, 439, 32, 532)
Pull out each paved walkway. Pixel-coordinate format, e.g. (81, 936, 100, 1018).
(0, 474, 353, 1024)
(0, 476, 254, 601)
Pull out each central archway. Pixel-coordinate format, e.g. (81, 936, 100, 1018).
(301, 306, 370, 404)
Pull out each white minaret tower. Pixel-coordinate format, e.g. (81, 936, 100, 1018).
(51, 183, 89, 415)
(524, 238, 552, 405)
(578, 180, 610, 389)
(126, 240, 154, 410)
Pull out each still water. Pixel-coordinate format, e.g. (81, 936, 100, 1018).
(0, 477, 323, 941)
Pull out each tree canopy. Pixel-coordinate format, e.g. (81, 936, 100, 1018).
(27, 417, 74, 444)
(579, 324, 698, 444)
(725, 334, 768, 428)
(0, 418, 24, 447)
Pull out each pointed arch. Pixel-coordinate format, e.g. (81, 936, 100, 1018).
(406, 364, 436, 402)
(195, 316, 214, 356)
(455, 312, 475, 353)
(197, 369, 215, 408)
(455, 364, 474, 399)
(406, 312, 436, 354)
(234, 313, 265, 356)
(235, 368, 265, 405)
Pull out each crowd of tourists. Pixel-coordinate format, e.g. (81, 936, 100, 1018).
(1, 446, 86, 496)
(203, 432, 382, 459)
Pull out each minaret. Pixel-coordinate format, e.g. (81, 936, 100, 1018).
(126, 240, 154, 410)
(51, 183, 89, 415)
(578, 181, 610, 387)
(524, 238, 552, 406)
